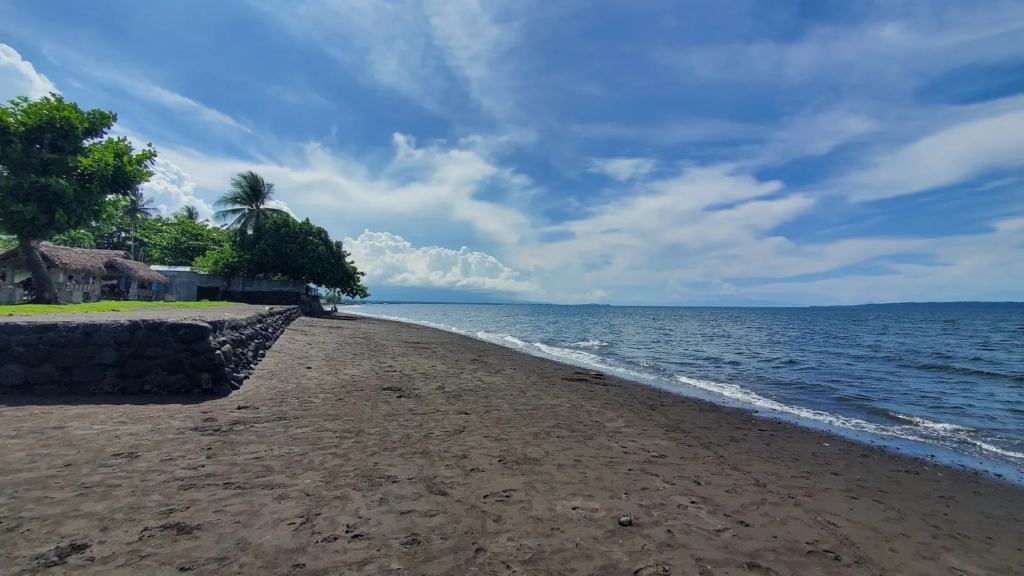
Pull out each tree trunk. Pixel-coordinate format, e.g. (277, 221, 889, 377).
(21, 239, 62, 304)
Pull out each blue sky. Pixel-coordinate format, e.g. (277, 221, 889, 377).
(2, 0, 1023, 305)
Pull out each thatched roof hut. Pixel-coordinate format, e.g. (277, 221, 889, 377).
(104, 257, 169, 285)
(0, 244, 169, 284)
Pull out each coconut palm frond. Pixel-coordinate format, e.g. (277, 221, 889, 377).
(214, 171, 291, 235)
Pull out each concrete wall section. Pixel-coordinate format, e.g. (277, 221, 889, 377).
(152, 270, 305, 302)
(0, 307, 301, 396)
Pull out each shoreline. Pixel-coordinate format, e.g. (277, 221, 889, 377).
(1, 314, 1022, 574)
(342, 308, 1024, 484)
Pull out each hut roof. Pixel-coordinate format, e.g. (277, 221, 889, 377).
(0, 244, 131, 277)
(0, 244, 168, 284)
(105, 258, 169, 285)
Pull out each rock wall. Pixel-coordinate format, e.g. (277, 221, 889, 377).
(0, 307, 301, 396)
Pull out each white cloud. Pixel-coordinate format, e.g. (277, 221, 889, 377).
(345, 230, 535, 292)
(711, 279, 737, 295)
(751, 110, 879, 168)
(746, 217, 1024, 304)
(501, 166, 824, 299)
(158, 133, 533, 245)
(281, 0, 522, 119)
(844, 108, 1024, 201)
(570, 119, 761, 146)
(129, 82, 252, 133)
(421, 0, 519, 118)
(668, 4, 1024, 94)
(0, 43, 58, 100)
(141, 158, 216, 221)
(531, 166, 795, 270)
(586, 157, 656, 181)
(265, 199, 299, 220)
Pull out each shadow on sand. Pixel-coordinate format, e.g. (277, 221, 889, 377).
(0, 393, 227, 408)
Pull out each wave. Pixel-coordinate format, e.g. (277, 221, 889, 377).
(343, 309, 470, 336)
(475, 331, 529, 348)
(569, 339, 609, 349)
(915, 363, 1009, 379)
(888, 412, 972, 433)
(676, 376, 1024, 462)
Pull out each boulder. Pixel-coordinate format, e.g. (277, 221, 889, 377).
(0, 364, 26, 388)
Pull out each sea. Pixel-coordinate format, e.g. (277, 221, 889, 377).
(345, 302, 1024, 482)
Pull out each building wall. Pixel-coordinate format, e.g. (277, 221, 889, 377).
(154, 270, 305, 302)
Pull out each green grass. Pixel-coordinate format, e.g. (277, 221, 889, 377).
(0, 300, 232, 315)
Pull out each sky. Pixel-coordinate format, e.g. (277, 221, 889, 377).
(1, 0, 1023, 305)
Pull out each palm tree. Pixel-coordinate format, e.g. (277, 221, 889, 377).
(214, 171, 290, 235)
(174, 204, 202, 223)
(122, 190, 156, 260)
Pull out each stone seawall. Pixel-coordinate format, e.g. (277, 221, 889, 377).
(0, 307, 301, 396)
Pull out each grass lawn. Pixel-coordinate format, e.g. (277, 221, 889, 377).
(0, 300, 232, 316)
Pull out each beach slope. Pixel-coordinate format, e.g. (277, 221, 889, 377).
(1, 315, 1021, 575)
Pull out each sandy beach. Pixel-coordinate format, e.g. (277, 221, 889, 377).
(1, 314, 1022, 575)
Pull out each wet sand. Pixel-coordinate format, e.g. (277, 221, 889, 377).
(1, 314, 1022, 575)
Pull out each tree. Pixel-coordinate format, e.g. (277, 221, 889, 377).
(191, 240, 250, 277)
(0, 94, 156, 303)
(213, 171, 290, 237)
(122, 189, 156, 259)
(193, 214, 368, 298)
(51, 229, 96, 249)
(147, 217, 228, 266)
(174, 204, 202, 223)
(247, 215, 367, 297)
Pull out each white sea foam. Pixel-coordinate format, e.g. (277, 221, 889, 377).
(569, 339, 608, 349)
(343, 309, 469, 335)
(676, 376, 1024, 462)
(890, 413, 972, 433)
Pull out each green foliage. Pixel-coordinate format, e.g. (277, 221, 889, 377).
(193, 214, 368, 298)
(89, 196, 156, 256)
(192, 241, 249, 276)
(0, 235, 16, 251)
(174, 205, 202, 223)
(0, 94, 156, 241)
(147, 217, 228, 266)
(55, 196, 227, 265)
(214, 170, 290, 235)
(51, 229, 96, 249)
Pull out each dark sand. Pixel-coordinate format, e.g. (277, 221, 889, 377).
(1, 315, 1022, 575)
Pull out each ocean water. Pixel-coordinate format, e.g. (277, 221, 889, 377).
(345, 302, 1024, 480)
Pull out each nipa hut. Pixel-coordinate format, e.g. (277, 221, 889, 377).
(0, 243, 169, 303)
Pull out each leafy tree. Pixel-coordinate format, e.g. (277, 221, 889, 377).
(192, 241, 250, 277)
(0, 94, 156, 302)
(147, 217, 228, 266)
(174, 204, 202, 223)
(247, 215, 367, 297)
(51, 229, 96, 249)
(193, 214, 367, 298)
(214, 171, 290, 236)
